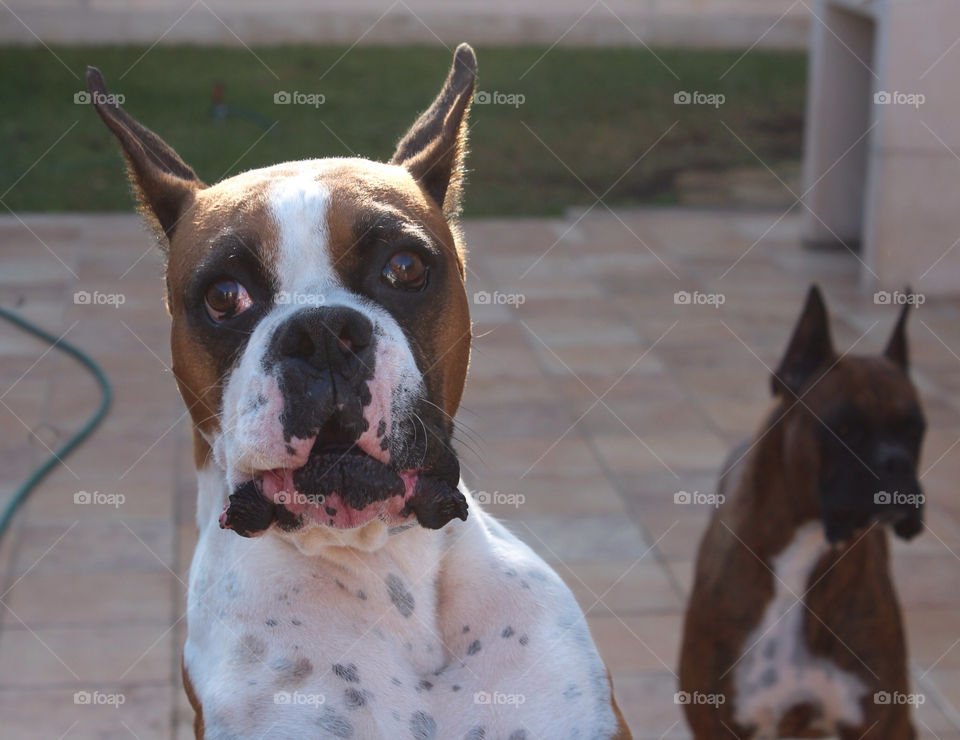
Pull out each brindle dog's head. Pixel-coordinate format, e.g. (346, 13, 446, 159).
(773, 286, 926, 544)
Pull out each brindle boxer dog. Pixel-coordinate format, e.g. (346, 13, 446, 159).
(88, 46, 630, 739)
(679, 285, 925, 739)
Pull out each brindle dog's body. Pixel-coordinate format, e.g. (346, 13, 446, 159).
(680, 287, 924, 739)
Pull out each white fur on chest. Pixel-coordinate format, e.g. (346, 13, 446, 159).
(185, 471, 617, 739)
(732, 521, 867, 736)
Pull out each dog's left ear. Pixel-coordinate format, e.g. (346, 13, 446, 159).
(884, 288, 913, 371)
(392, 43, 476, 218)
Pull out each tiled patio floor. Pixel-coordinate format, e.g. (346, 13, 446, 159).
(2, 209, 960, 738)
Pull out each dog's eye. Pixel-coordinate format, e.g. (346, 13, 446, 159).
(381, 251, 428, 291)
(204, 280, 253, 323)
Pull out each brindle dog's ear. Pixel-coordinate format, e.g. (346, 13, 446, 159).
(86, 66, 203, 243)
(773, 285, 836, 397)
(884, 287, 912, 372)
(391, 43, 476, 218)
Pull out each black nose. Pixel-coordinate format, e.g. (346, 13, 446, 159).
(876, 445, 913, 477)
(274, 307, 374, 376)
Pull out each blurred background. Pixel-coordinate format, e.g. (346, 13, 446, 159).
(2, 0, 960, 738)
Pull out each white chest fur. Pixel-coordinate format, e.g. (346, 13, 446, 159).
(732, 521, 867, 736)
(184, 470, 618, 739)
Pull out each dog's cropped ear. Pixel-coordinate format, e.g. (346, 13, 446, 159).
(772, 285, 836, 397)
(86, 66, 203, 242)
(391, 43, 476, 218)
(884, 287, 913, 372)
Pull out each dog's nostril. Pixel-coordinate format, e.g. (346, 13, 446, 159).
(337, 315, 372, 357)
(281, 324, 316, 362)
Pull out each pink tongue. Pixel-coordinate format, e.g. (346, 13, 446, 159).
(262, 469, 295, 501)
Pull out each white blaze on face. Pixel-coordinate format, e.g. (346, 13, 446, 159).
(733, 521, 867, 735)
(212, 168, 425, 499)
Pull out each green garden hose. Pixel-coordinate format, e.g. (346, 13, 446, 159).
(0, 306, 112, 538)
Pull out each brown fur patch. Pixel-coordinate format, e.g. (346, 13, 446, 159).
(182, 657, 204, 739)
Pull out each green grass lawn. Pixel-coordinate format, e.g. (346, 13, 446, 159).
(0, 46, 806, 217)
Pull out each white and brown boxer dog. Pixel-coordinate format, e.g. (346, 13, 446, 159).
(88, 46, 630, 739)
(679, 286, 925, 739)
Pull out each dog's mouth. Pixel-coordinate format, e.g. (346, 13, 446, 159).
(219, 438, 468, 537)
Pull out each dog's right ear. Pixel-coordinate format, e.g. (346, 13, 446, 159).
(86, 66, 202, 242)
(772, 285, 835, 397)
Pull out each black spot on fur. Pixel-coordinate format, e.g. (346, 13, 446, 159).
(464, 728, 486, 740)
(357, 589, 367, 600)
(466, 640, 481, 656)
(377, 419, 387, 437)
(291, 619, 302, 626)
(386, 574, 415, 617)
(519, 635, 529, 646)
(333, 663, 360, 683)
(452, 685, 461, 692)
(417, 679, 433, 692)
(462, 625, 470, 634)
(508, 731, 527, 740)
(232, 634, 266, 665)
(410, 710, 437, 740)
(344, 687, 369, 709)
(501, 627, 515, 638)
(316, 708, 353, 738)
(265, 618, 277, 627)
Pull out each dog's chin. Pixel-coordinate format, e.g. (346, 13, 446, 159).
(822, 508, 924, 546)
(219, 444, 468, 538)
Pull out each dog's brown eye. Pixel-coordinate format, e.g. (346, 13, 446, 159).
(382, 251, 428, 291)
(204, 280, 252, 323)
